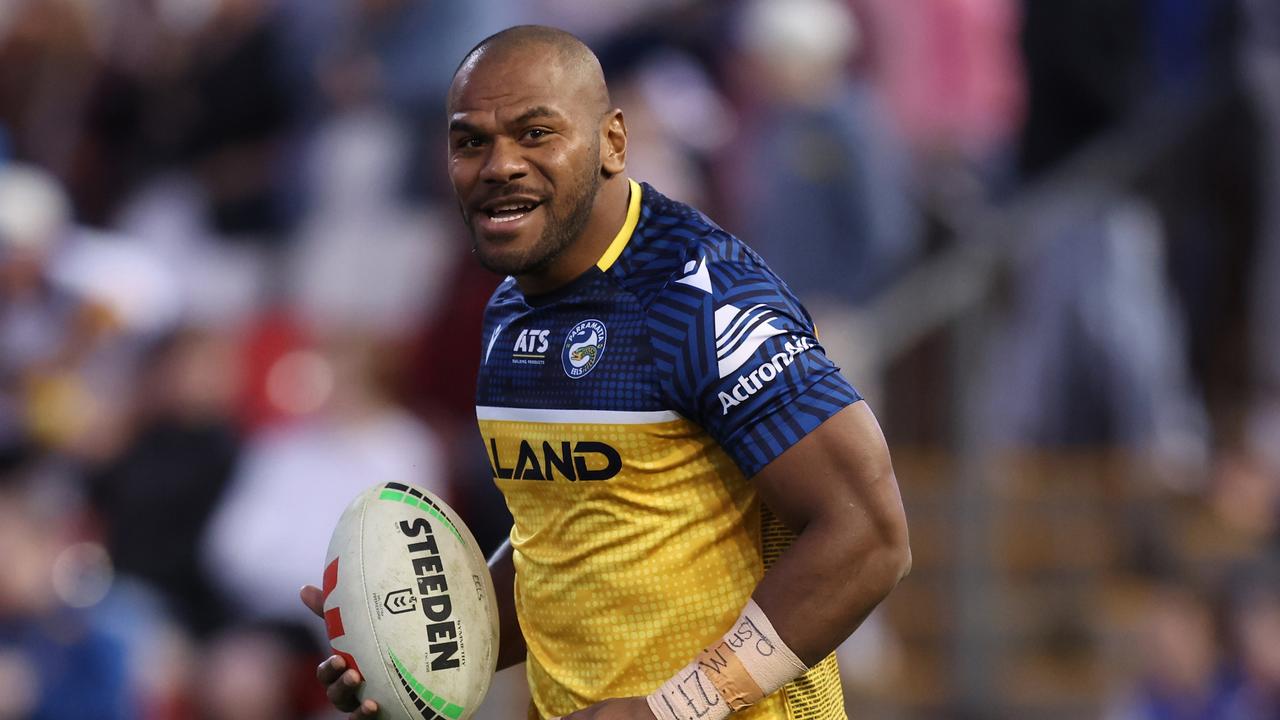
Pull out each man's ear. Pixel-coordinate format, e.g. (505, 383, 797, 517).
(600, 109, 627, 177)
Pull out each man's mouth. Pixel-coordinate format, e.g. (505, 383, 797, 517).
(483, 201, 541, 224)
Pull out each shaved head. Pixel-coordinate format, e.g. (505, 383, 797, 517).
(446, 25, 630, 292)
(450, 25, 610, 119)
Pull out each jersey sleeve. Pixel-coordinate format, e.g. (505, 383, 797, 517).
(646, 249, 862, 477)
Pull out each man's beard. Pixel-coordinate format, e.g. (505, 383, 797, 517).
(469, 154, 602, 278)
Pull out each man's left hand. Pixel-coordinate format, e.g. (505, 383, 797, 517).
(556, 697, 656, 719)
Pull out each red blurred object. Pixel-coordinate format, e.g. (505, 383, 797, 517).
(237, 308, 311, 433)
(399, 252, 502, 427)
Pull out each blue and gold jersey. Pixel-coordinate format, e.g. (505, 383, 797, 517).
(475, 180, 860, 720)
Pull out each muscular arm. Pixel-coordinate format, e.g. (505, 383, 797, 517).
(488, 537, 527, 670)
(750, 400, 911, 666)
(563, 401, 909, 719)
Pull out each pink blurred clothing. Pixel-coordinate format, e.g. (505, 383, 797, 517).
(855, 0, 1025, 159)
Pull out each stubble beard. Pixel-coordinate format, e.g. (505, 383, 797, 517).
(468, 151, 603, 279)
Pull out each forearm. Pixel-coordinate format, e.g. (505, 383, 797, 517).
(752, 491, 911, 666)
(645, 523, 909, 720)
(647, 404, 910, 720)
(488, 537, 527, 670)
(749, 402, 911, 666)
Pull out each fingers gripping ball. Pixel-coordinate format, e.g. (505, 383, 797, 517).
(323, 482, 500, 720)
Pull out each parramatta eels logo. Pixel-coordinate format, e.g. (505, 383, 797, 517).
(562, 319, 607, 379)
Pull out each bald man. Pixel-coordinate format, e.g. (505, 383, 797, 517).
(303, 25, 910, 720)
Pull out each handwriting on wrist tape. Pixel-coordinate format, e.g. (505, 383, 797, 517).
(654, 664, 722, 719)
(657, 616, 782, 718)
(723, 616, 776, 657)
(651, 614, 798, 720)
(698, 617, 771, 710)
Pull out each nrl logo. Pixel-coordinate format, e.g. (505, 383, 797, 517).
(383, 588, 417, 615)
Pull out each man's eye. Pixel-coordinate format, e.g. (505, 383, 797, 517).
(524, 128, 550, 141)
(458, 137, 485, 149)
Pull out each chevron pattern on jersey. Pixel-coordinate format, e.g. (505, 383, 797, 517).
(611, 184, 861, 477)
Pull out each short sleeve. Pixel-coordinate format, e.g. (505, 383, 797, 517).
(645, 250, 861, 477)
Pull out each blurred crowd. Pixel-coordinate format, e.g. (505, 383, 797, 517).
(0, 0, 1276, 718)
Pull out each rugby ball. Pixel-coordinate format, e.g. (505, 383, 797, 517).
(322, 482, 499, 720)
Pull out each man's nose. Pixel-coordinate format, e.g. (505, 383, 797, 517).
(480, 137, 528, 184)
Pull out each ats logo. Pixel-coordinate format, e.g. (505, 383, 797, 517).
(512, 329, 550, 365)
(562, 319, 606, 379)
(487, 438, 622, 482)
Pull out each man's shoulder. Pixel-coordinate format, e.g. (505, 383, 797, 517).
(483, 274, 525, 305)
(480, 276, 524, 323)
(613, 182, 777, 310)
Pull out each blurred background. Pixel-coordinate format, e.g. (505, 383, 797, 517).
(0, 0, 1277, 718)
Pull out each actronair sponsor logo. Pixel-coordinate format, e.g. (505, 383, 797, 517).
(717, 336, 815, 414)
(714, 303, 786, 378)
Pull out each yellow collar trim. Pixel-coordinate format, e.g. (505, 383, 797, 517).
(595, 178, 642, 272)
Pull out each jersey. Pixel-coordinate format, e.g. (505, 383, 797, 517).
(474, 180, 862, 720)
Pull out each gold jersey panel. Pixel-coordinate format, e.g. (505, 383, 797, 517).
(478, 409, 845, 720)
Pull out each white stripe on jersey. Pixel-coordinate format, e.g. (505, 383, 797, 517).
(484, 323, 505, 365)
(476, 406, 683, 424)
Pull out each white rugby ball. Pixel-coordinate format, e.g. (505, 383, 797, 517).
(322, 482, 499, 720)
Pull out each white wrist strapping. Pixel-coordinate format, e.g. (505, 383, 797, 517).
(647, 599, 808, 720)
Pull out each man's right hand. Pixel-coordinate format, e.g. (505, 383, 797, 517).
(300, 585, 380, 719)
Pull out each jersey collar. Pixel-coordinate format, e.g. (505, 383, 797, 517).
(594, 178, 643, 272)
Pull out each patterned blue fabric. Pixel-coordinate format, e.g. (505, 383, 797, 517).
(476, 182, 860, 476)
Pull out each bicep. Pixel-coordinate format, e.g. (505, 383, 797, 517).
(751, 400, 903, 541)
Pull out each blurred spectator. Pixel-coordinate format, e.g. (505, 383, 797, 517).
(171, 0, 296, 237)
(1243, 0, 1280, 482)
(77, 0, 299, 234)
(197, 621, 327, 720)
(394, 253, 507, 553)
(0, 443, 133, 720)
(1106, 584, 1238, 720)
(88, 329, 242, 638)
(1018, 0, 1144, 178)
(0, 163, 90, 448)
(533, 0, 695, 42)
(342, 0, 521, 118)
(856, 0, 1025, 166)
(288, 96, 453, 341)
(203, 336, 446, 625)
(292, 0, 523, 199)
(1225, 570, 1280, 717)
(0, 0, 103, 188)
(718, 0, 918, 397)
(0, 163, 179, 459)
(725, 0, 919, 310)
(113, 173, 272, 329)
(986, 197, 1209, 477)
(1144, 0, 1237, 96)
(608, 49, 732, 210)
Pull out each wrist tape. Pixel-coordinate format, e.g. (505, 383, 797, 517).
(646, 599, 808, 720)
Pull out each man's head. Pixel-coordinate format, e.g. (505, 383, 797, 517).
(447, 26, 626, 279)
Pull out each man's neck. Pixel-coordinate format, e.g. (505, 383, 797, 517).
(515, 175, 631, 296)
